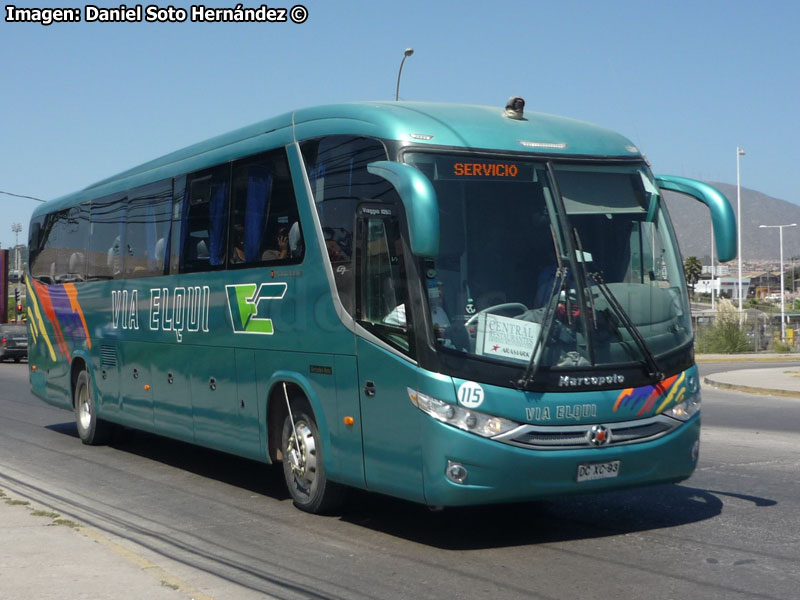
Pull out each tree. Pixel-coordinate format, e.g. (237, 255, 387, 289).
(684, 256, 702, 300)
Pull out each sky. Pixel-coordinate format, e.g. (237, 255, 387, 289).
(1, 0, 798, 250)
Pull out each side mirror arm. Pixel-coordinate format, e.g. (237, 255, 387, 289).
(655, 175, 737, 262)
(367, 161, 439, 257)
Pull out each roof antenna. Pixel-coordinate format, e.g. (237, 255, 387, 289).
(504, 96, 525, 120)
(395, 48, 414, 101)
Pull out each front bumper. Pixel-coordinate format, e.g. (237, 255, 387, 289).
(421, 413, 700, 506)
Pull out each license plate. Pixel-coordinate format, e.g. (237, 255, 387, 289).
(576, 460, 620, 482)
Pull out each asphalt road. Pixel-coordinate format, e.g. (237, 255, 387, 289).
(1, 360, 799, 600)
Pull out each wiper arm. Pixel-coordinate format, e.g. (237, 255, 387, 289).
(515, 224, 569, 389)
(589, 272, 664, 381)
(515, 266, 567, 389)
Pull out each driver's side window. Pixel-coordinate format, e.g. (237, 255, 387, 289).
(357, 212, 412, 354)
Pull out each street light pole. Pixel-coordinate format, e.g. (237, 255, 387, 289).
(710, 221, 716, 311)
(11, 222, 21, 272)
(760, 223, 797, 342)
(736, 147, 745, 314)
(395, 48, 414, 101)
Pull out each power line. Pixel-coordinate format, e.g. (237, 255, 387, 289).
(0, 190, 45, 202)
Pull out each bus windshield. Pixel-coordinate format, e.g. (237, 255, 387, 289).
(404, 152, 692, 373)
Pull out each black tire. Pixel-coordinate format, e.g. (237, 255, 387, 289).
(74, 370, 112, 445)
(13, 358, 21, 363)
(281, 400, 345, 514)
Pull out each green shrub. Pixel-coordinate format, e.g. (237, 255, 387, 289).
(695, 298, 752, 353)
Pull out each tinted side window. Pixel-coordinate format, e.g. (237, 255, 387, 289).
(124, 180, 172, 278)
(88, 194, 126, 280)
(181, 164, 230, 273)
(357, 214, 411, 353)
(28, 215, 46, 279)
(300, 136, 391, 315)
(30, 205, 90, 283)
(228, 149, 304, 267)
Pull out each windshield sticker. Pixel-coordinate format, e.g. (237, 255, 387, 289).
(457, 381, 485, 409)
(225, 282, 287, 335)
(475, 313, 541, 364)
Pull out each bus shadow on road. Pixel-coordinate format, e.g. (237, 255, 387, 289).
(338, 484, 773, 550)
(46, 422, 290, 501)
(45, 421, 776, 550)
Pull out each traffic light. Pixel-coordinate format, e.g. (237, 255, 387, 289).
(14, 288, 21, 315)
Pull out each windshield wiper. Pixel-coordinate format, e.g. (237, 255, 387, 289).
(515, 224, 569, 389)
(588, 272, 664, 381)
(514, 265, 567, 389)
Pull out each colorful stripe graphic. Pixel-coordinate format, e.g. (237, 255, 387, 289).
(28, 280, 92, 362)
(613, 372, 686, 417)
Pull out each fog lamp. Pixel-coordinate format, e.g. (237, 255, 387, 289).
(446, 461, 468, 484)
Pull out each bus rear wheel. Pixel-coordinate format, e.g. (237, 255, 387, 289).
(74, 370, 112, 445)
(280, 401, 345, 514)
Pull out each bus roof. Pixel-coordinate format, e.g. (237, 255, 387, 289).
(34, 101, 641, 217)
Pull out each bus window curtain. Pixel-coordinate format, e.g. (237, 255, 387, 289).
(208, 182, 228, 266)
(244, 171, 271, 262)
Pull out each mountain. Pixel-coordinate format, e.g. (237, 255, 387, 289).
(662, 182, 800, 263)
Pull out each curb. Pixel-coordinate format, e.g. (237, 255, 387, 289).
(695, 355, 800, 363)
(702, 376, 800, 399)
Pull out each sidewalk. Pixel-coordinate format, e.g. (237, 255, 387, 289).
(697, 352, 800, 398)
(703, 366, 800, 399)
(695, 352, 800, 363)
(0, 489, 210, 600)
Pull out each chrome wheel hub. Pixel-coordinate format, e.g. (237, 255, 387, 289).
(77, 385, 91, 431)
(285, 421, 317, 488)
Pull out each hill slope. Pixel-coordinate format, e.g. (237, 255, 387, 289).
(663, 182, 800, 263)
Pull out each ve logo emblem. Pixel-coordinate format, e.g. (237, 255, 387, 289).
(225, 283, 287, 335)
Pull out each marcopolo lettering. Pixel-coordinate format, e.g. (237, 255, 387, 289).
(558, 374, 625, 387)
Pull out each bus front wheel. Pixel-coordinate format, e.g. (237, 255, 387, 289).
(280, 400, 345, 514)
(74, 370, 112, 445)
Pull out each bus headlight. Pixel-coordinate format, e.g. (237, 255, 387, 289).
(407, 388, 519, 438)
(663, 392, 701, 422)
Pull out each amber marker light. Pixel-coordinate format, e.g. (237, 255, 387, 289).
(144, 384, 151, 391)
(344, 416, 355, 426)
(31, 365, 37, 371)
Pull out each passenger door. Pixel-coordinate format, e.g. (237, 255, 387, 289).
(355, 206, 424, 502)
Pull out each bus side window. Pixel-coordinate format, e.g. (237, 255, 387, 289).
(300, 135, 393, 317)
(181, 164, 230, 273)
(228, 149, 305, 267)
(124, 179, 172, 278)
(88, 194, 126, 280)
(30, 206, 90, 284)
(357, 215, 411, 353)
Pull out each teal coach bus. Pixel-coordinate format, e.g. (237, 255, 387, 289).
(27, 98, 736, 513)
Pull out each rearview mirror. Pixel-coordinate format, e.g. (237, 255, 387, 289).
(367, 161, 439, 257)
(655, 175, 736, 262)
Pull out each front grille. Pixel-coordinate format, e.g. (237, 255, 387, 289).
(494, 415, 681, 450)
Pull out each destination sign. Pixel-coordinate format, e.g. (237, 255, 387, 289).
(431, 156, 535, 181)
(453, 162, 519, 177)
